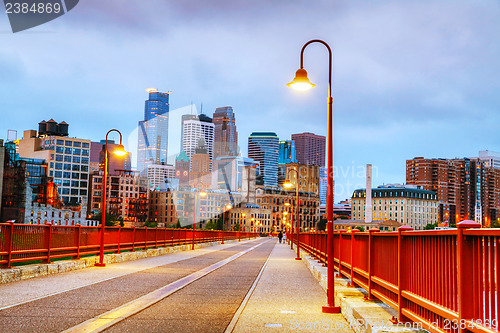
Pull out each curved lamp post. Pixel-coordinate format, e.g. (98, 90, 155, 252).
(192, 190, 207, 250)
(288, 39, 339, 313)
(221, 204, 232, 244)
(284, 168, 301, 260)
(95, 129, 127, 267)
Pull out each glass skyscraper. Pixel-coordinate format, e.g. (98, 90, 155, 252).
(248, 132, 279, 187)
(278, 140, 297, 164)
(137, 88, 170, 174)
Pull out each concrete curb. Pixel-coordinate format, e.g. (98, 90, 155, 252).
(299, 249, 428, 333)
(0, 238, 243, 285)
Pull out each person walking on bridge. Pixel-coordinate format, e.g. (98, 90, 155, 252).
(278, 231, 283, 243)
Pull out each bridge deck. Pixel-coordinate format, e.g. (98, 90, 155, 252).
(0, 238, 351, 332)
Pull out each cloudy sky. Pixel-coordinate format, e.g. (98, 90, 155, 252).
(1, 0, 500, 200)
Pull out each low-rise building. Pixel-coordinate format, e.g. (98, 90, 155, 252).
(255, 187, 321, 232)
(351, 185, 438, 230)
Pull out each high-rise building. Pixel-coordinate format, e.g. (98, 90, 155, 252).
(213, 106, 238, 158)
(189, 139, 211, 190)
(248, 132, 279, 187)
(137, 88, 170, 173)
(478, 150, 500, 169)
(278, 140, 297, 164)
(291, 132, 326, 166)
(406, 157, 500, 226)
(18, 120, 91, 206)
(147, 163, 175, 190)
(181, 114, 214, 171)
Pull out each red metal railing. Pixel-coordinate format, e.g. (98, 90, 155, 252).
(297, 221, 500, 333)
(0, 222, 257, 268)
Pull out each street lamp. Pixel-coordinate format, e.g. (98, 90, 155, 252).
(239, 212, 246, 242)
(284, 168, 301, 260)
(221, 204, 232, 244)
(192, 190, 207, 250)
(288, 39, 340, 313)
(96, 129, 127, 267)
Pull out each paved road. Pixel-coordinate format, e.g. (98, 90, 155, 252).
(0, 238, 274, 333)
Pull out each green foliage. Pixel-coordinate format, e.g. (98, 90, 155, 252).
(424, 222, 438, 230)
(355, 226, 365, 232)
(174, 221, 181, 228)
(143, 220, 158, 228)
(490, 219, 500, 228)
(232, 223, 240, 231)
(204, 220, 217, 230)
(317, 218, 327, 231)
(93, 212, 122, 226)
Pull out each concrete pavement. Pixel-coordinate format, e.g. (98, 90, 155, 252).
(229, 240, 353, 332)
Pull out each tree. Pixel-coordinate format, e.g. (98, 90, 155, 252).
(143, 220, 158, 228)
(490, 219, 500, 228)
(355, 226, 365, 232)
(424, 222, 438, 230)
(93, 212, 122, 226)
(317, 218, 327, 231)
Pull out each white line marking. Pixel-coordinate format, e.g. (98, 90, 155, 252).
(0, 239, 257, 311)
(63, 239, 271, 333)
(224, 242, 273, 333)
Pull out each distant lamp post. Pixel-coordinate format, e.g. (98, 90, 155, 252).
(96, 129, 127, 267)
(240, 213, 246, 241)
(283, 168, 301, 260)
(288, 39, 339, 313)
(192, 190, 207, 250)
(222, 204, 232, 244)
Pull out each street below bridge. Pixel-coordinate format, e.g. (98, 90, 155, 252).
(0, 238, 351, 333)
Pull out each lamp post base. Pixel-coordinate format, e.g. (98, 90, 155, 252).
(295, 257, 302, 261)
(95, 263, 106, 267)
(322, 305, 341, 313)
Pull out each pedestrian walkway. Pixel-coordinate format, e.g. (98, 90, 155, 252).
(229, 241, 353, 332)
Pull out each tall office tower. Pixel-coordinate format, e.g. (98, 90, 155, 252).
(18, 120, 91, 206)
(278, 140, 297, 164)
(248, 132, 279, 187)
(213, 106, 238, 158)
(181, 114, 214, 171)
(291, 132, 326, 166)
(189, 139, 211, 190)
(137, 88, 170, 174)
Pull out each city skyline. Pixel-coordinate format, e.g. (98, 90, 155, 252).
(2, 1, 500, 200)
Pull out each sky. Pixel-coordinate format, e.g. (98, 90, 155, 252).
(1, 0, 500, 201)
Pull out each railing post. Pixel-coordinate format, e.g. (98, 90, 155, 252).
(117, 225, 121, 254)
(44, 223, 53, 264)
(6, 222, 15, 268)
(395, 226, 413, 323)
(457, 220, 481, 333)
(154, 227, 158, 249)
(338, 229, 346, 277)
(75, 224, 81, 259)
(348, 229, 359, 287)
(144, 227, 148, 250)
(364, 228, 380, 301)
(131, 226, 136, 252)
